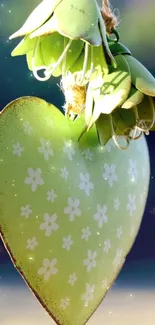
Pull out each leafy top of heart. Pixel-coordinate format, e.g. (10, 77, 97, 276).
(8, 0, 155, 150)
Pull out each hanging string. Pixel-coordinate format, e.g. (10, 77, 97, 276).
(101, 0, 119, 35)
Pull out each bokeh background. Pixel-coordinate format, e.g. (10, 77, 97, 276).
(0, 0, 155, 324)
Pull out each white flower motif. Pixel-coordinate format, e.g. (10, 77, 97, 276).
(60, 298, 70, 310)
(63, 141, 75, 160)
(105, 141, 115, 153)
(113, 197, 120, 210)
(81, 227, 92, 241)
(20, 205, 32, 218)
(81, 284, 95, 306)
(47, 189, 57, 202)
(38, 138, 54, 161)
(103, 239, 111, 253)
(26, 237, 38, 251)
(62, 235, 74, 251)
(40, 213, 59, 237)
(64, 197, 81, 222)
(79, 173, 94, 196)
(116, 226, 123, 239)
(44, 116, 55, 127)
(113, 248, 124, 271)
(94, 204, 108, 228)
(83, 149, 93, 161)
(103, 163, 118, 187)
(68, 273, 77, 286)
(127, 194, 136, 216)
(83, 250, 97, 272)
(60, 167, 69, 181)
(128, 159, 138, 181)
(23, 121, 32, 135)
(101, 278, 108, 290)
(24, 168, 44, 192)
(12, 142, 24, 156)
(38, 258, 58, 281)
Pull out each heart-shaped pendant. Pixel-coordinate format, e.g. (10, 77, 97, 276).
(0, 97, 150, 325)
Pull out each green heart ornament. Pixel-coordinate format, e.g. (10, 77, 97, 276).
(0, 97, 150, 325)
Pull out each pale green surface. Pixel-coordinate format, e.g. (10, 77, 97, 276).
(0, 97, 150, 325)
(54, 0, 99, 41)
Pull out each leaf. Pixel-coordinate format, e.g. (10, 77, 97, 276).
(95, 114, 112, 145)
(53, 0, 101, 44)
(9, 0, 62, 39)
(11, 35, 37, 56)
(87, 54, 131, 128)
(109, 41, 131, 56)
(137, 95, 155, 130)
(121, 86, 144, 109)
(113, 108, 136, 136)
(125, 55, 155, 96)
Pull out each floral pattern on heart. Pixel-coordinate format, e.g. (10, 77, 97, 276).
(0, 97, 150, 325)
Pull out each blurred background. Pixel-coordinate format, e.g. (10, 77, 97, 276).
(0, 0, 155, 324)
